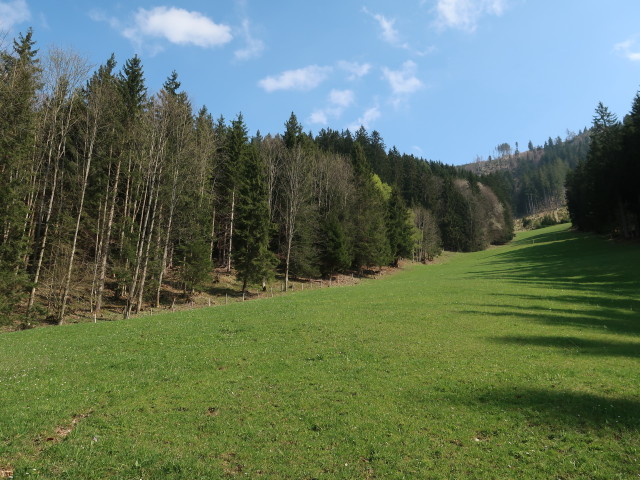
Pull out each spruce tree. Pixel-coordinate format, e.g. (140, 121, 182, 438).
(319, 214, 352, 276)
(283, 112, 303, 149)
(349, 143, 391, 270)
(233, 143, 277, 292)
(386, 187, 414, 266)
(119, 55, 147, 118)
(162, 70, 181, 95)
(0, 29, 40, 322)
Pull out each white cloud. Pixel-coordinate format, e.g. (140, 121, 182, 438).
(234, 18, 265, 61)
(349, 106, 381, 131)
(434, 0, 508, 32)
(338, 60, 372, 80)
(0, 0, 30, 31)
(383, 60, 423, 96)
(122, 7, 232, 48)
(615, 35, 640, 62)
(363, 7, 409, 49)
(258, 65, 332, 92)
(309, 89, 355, 126)
(309, 110, 329, 125)
(364, 8, 399, 44)
(329, 89, 355, 108)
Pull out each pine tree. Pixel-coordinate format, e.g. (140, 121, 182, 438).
(278, 114, 317, 287)
(349, 143, 391, 270)
(386, 187, 414, 266)
(114, 54, 148, 304)
(622, 92, 640, 229)
(0, 29, 40, 322)
(222, 113, 249, 273)
(283, 112, 303, 149)
(119, 55, 147, 118)
(319, 214, 352, 276)
(162, 70, 181, 95)
(233, 144, 277, 292)
(438, 178, 471, 252)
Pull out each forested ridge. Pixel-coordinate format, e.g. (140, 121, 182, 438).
(0, 30, 513, 326)
(469, 88, 640, 237)
(464, 132, 590, 218)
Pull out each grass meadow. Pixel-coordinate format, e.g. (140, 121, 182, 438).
(1, 224, 639, 479)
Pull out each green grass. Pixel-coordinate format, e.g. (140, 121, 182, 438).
(1, 224, 639, 479)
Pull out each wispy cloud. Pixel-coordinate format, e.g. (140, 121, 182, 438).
(348, 105, 381, 131)
(37, 11, 50, 31)
(234, 18, 265, 60)
(615, 35, 640, 62)
(88, 9, 120, 30)
(0, 0, 30, 31)
(258, 65, 332, 92)
(233, 0, 265, 61)
(383, 60, 424, 102)
(329, 89, 355, 108)
(91, 6, 232, 53)
(309, 110, 329, 125)
(309, 89, 355, 125)
(434, 0, 508, 32)
(338, 60, 372, 80)
(362, 7, 410, 49)
(415, 45, 438, 57)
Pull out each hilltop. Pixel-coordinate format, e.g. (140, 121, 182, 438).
(462, 132, 589, 217)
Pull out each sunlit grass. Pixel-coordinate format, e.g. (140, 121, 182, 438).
(1, 224, 639, 479)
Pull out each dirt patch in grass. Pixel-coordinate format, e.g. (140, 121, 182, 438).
(39, 412, 92, 444)
(220, 452, 243, 475)
(0, 467, 13, 478)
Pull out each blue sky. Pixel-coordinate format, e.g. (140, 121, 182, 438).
(2, 0, 640, 165)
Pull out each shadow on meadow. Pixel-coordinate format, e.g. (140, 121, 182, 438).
(475, 228, 639, 294)
(462, 296, 640, 336)
(488, 335, 640, 359)
(453, 387, 640, 430)
(467, 227, 640, 336)
(453, 228, 640, 431)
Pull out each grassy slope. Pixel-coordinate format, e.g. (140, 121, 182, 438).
(1, 224, 638, 479)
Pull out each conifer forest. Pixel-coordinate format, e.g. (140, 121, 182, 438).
(0, 28, 556, 327)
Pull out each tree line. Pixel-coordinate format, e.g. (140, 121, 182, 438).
(566, 93, 640, 238)
(0, 30, 513, 326)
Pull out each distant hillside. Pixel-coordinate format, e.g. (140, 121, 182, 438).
(463, 132, 590, 217)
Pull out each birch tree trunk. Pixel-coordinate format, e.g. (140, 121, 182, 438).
(28, 50, 88, 311)
(94, 152, 121, 315)
(58, 114, 96, 324)
(227, 189, 235, 273)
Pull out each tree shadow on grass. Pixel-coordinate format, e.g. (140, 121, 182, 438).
(452, 387, 640, 430)
(488, 335, 640, 359)
(466, 227, 640, 336)
(461, 295, 640, 336)
(472, 227, 640, 297)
